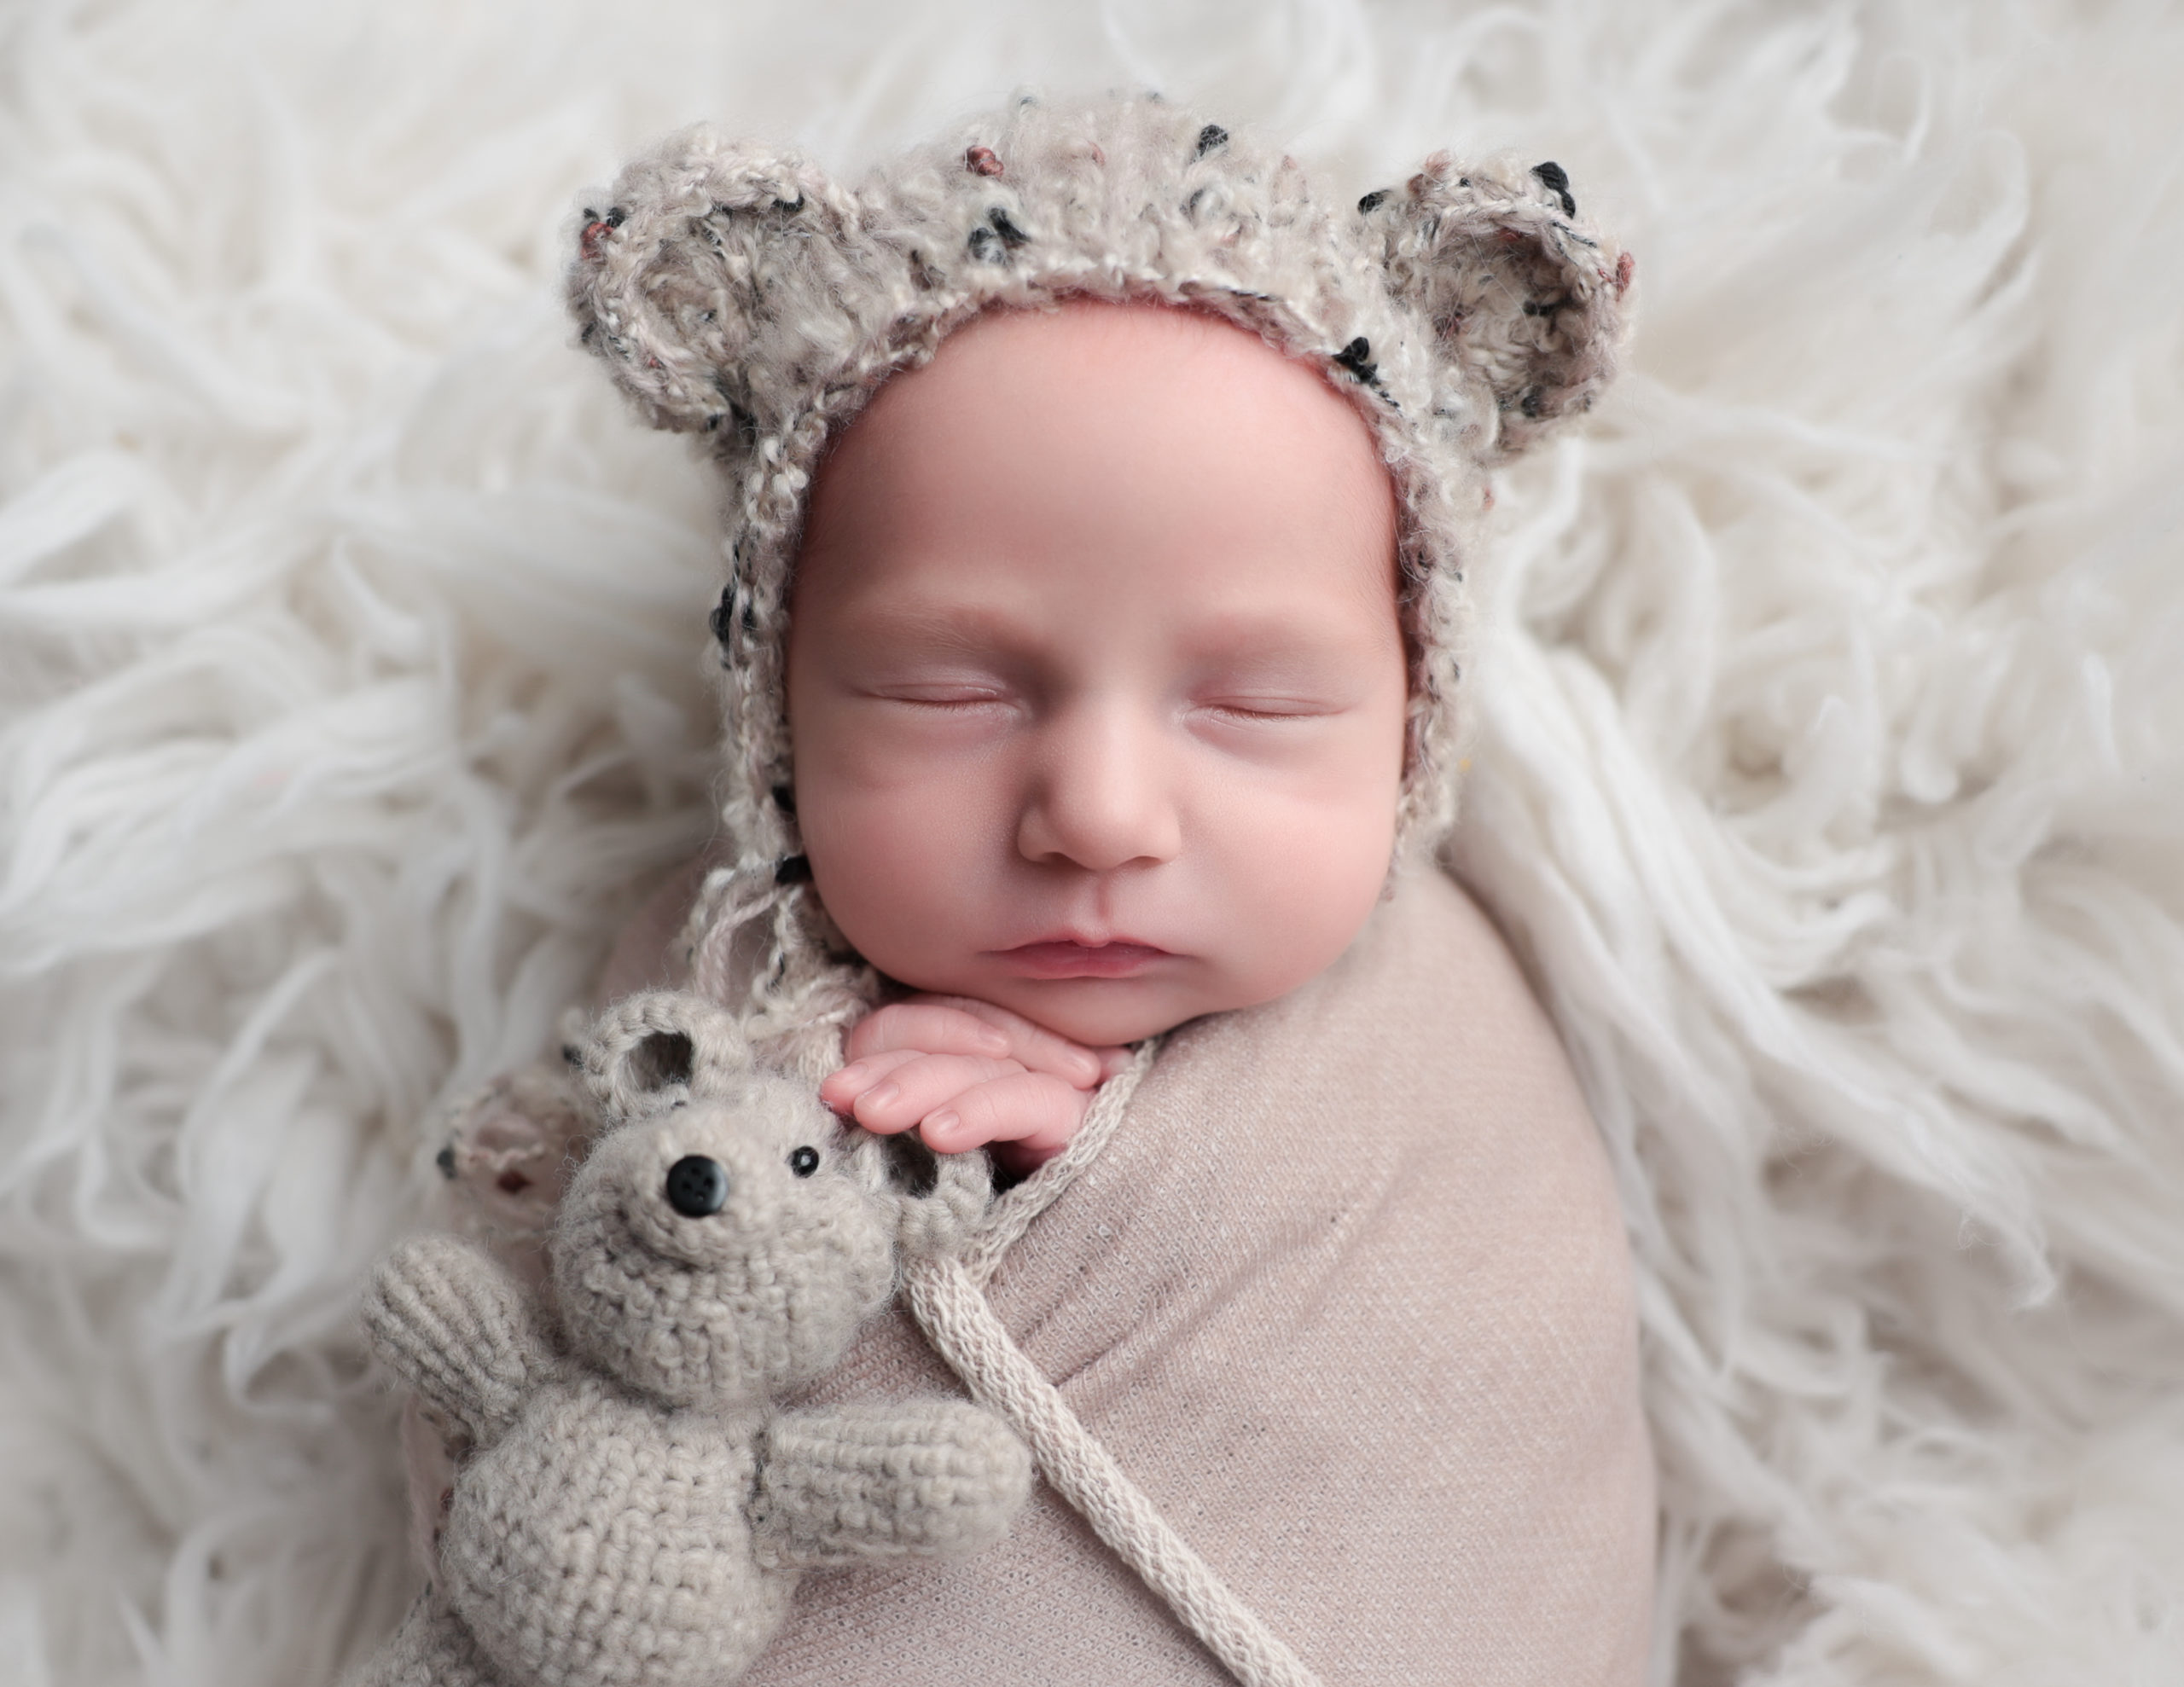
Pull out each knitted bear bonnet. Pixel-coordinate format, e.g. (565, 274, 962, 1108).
(568, 93, 1631, 1038)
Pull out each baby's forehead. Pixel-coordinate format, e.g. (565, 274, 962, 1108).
(843, 298, 1380, 455)
(793, 299, 1400, 612)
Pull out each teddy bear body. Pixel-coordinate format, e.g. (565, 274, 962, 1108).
(354, 993, 1030, 1687)
(442, 1378, 781, 1687)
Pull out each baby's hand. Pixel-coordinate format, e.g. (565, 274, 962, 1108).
(820, 996, 1131, 1174)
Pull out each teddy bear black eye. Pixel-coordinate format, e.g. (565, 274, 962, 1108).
(787, 1146, 820, 1179)
(665, 1156, 729, 1217)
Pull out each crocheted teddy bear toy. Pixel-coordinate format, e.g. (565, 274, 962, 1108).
(354, 991, 1032, 1687)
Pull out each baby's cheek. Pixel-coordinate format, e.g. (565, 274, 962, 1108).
(1206, 763, 1399, 1006)
(796, 764, 996, 982)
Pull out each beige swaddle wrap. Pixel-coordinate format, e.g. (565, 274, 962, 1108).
(726, 865, 1653, 1686)
(419, 864, 1653, 1683)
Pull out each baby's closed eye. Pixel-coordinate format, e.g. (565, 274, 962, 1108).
(1191, 692, 1351, 722)
(864, 679, 1019, 716)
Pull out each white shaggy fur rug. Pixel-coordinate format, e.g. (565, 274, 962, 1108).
(3, 1, 2180, 1682)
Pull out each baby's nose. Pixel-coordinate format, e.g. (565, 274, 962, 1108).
(1014, 699, 1182, 872)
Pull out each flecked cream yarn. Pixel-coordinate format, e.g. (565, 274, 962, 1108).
(566, 92, 1631, 1029)
(353, 994, 1029, 1687)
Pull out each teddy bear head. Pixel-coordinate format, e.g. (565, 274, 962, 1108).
(550, 991, 987, 1410)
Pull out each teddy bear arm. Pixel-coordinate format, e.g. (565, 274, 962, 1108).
(361, 1234, 549, 1449)
(750, 1400, 1032, 1569)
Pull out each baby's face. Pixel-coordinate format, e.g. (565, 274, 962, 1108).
(787, 303, 1406, 1046)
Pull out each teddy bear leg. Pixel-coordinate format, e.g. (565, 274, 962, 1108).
(349, 1586, 501, 1687)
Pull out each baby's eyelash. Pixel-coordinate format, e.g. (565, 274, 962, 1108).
(872, 686, 1010, 709)
(1198, 699, 1337, 722)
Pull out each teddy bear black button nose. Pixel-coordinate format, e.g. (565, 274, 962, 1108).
(665, 1156, 729, 1217)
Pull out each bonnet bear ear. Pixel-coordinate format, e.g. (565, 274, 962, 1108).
(1362, 154, 1634, 462)
(566, 125, 875, 443)
(571, 990, 755, 1125)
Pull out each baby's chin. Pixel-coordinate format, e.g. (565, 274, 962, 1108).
(1004, 986, 1198, 1050)
(902, 965, 1259, 1051)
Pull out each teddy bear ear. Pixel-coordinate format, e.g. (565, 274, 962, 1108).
(570, 990, 754, 1125)
(1359, 154, 1634, 462)
(855, 1133, 991, 1260)
(566, 124, 874, 443)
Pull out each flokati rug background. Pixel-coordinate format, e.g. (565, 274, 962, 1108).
(2, 0, 2180, 1682)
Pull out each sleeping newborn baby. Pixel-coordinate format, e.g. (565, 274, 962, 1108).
(414, 96, 1653, 1685)
(798, 299, 1409, 1171)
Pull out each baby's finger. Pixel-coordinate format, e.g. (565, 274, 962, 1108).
(845, 1002, 1012, 1065)
(904, 994, 1123, 1089)
(848, 1052, 1020, 1134)
(818, 1047, 922, 1113)
(918, 1070, 1089, 1158)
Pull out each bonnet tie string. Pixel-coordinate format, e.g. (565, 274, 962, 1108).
(899, 1042, 1328, 1687)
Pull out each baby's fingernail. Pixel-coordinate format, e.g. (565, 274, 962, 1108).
(835, 1060, 868, 1083)
(863, 1082, 899, 1110)
(924, 1110, 960, 1144)
(976, 1029, 1011, 1056)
